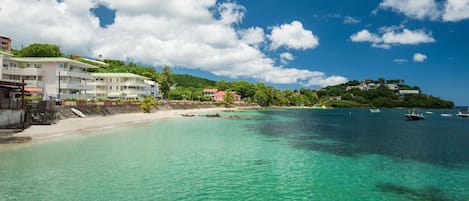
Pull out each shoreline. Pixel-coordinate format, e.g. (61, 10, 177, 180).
(0, 106, 258, 153)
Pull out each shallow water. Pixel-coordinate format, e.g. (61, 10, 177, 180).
(1, 109, 468, 200)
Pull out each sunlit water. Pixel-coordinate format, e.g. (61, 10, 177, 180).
(1, 109, 469, 200)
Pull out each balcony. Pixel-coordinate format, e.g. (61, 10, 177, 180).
(24, 80, 43, 87)
(2, 67, 43, 76)
(59, 81, 93, 91)
(124, 81, 148, 87)
(58, 70, 93, 80)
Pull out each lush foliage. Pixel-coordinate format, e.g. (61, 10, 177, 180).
(318, 79, 453, 108)
(172, 74, 216, 88)
(139, 96, 156, 113)
(18, 44, 63, 57)
(159, 66, 175, 99)
(223, 91, 235, 106)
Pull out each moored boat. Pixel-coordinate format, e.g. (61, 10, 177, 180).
(456, 107, 469, 117)
(405, 110, 425, 120)
(370, 108, 380, 113)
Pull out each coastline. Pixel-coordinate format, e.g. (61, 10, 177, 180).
(0, 106, 258, 153)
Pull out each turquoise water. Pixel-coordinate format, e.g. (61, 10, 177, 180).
(1, 109, 469, 200)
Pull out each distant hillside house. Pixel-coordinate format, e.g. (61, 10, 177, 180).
(0, 57, 97, 100)
(88, 73, 156, 100)
(399, 90, 420, 95)
(328, 96, 342, 101)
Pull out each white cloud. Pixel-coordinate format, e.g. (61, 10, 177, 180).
(393, 58, 408, 63)
(443, 0, 469, 22)
(413, 53, 427, 62)
(350, 27, 435, 48)
(217, 2, 246, 25)
(378, 0, 441, 20)
(279, 52, 294, 64)
(0, 0, 345, 88)
(377, 0, 469, 22)
(382, 29, 435, 44)
(344, 16, 361, 24)
(350, 29, 382, 43)
(239, 27, 265, 46)
(269, 21, 319, 50)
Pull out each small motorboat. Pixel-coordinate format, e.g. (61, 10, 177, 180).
(456, 111, 469, 118)
(405, 110, 425, 121)
(370, 108, 380, 113)
(441, 114, 452, 117)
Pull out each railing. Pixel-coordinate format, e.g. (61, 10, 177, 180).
(2, 67, 43, 76)
(58, 70, 93, 80)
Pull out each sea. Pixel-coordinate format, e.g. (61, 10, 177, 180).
(1, 108, 469, 201)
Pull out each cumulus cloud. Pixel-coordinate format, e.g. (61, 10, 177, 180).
(413, 53, 427, 62)
(350, 27, 435, 48)
(378, 0, 441, 20)
(239, 27, 265, 46)
(269, 21, 319, 50)
(279, 52, 294, 64)
(217, 2, 246, 25)
(377, 0, 469, 22)
(443, 0, 469, 22)
(0, 0, 346, 88)
(350, 29, 382, 43)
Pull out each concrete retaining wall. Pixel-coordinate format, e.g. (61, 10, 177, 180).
(0, 110, 24, 128)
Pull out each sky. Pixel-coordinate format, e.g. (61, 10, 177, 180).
(0, 0, 468, 105)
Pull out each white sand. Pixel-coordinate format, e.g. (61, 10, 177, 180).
(16, 107, 234, 140)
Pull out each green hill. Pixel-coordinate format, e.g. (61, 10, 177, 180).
(172, 74, 216, 88)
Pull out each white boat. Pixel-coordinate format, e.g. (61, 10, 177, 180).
(71, 108, 86, 118)
(456, 111, 469, 118)
(425, 111, 433, 114)
(441, 114, 452, 117)
(370, 108, 380, 113)
(456, 107, 469, 118)
(405, 110, 425, 121)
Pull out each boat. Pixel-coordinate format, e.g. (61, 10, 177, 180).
(70, 108, 86, 118)
(456, 112, 469, 118)
(441, 114, 452, 117)
(405, 110, 425, 121)
(370, 108, 380, 113)
(456, 107, 469, 118)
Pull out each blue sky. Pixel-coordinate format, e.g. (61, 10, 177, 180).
(1, 0, 468, 104)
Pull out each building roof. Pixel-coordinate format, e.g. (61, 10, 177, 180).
(203, 88, 218, 93)
(0, 50, 13, 57)
(91, 72, 150, 80)
(5, 57, 98, 69)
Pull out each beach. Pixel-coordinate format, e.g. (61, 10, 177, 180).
(0, 107, 249, 153)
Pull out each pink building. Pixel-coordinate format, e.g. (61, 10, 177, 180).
(203, 88, 241, 102)
(214, 91, 241, 102)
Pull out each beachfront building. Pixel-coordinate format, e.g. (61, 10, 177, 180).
(87, 73, 156, 99)
(203, 88, 218, 100)
(0, 57, 97, 100)
(203, 88, 241, 102)
(0, 35, 12, 52)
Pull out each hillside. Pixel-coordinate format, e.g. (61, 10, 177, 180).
(172, 74, 216, 88)
(317, 79, 454, 108)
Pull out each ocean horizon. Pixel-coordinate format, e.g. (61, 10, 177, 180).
(1, 108, 468, 200)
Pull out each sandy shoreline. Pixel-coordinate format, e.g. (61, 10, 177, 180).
(1, 107, 252, 153)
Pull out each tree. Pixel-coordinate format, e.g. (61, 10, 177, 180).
(140, 96, 156, 113)
(159, 65, 174, 99)
(223, 91, 234, 106)
(19, 44, 63, 57)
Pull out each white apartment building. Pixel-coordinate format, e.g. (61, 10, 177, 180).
(88, 73, 157, 99)
(0, 56, 97, 100)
